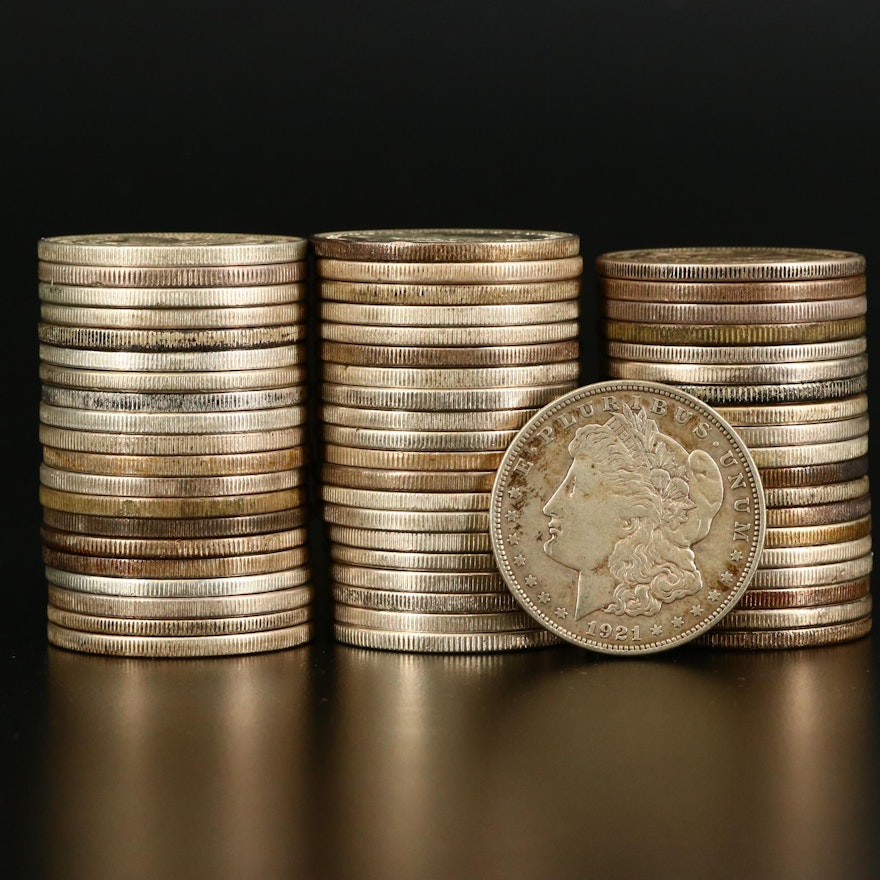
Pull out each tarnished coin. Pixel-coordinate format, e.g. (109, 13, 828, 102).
(320, 340, 580, 367)
(598, 275, 866, 303)
(765, 496, 871, 528)
(763, 476, 869, 508)
(332, 624, 559, 653)
(763, 515, 871, 548)
(757, 535, 871, 568)
(693, 617, 871, 650)
(331, 563, 504, 593)
(330, 545, 498, 572)
(602, 297, 866, 324)
(333, 605, 537, 634)
(674, 377, 869, 406)
(602, 318, 866, 345)
(322, 425, 519, 452)
(39, 281, 306, 308)
(47, 622, 314, 657)
(321, 362, 579, 388)
(322, 444, 504, 471)
(320, 300, 578, 327)
(317, 256, 584, 283)
(39, 262, 307, 288)
(38, 232, 308, 266)
(749, 554, 873, 589)
(490, 380, 766, 654)
(751, 457, 868, 488)
(596, 247, 865, 281)
(729, 415, 869, 447)
(40, 303, 305, 329)
(322, 504, 489, 533)
(321, 464, 494, 493)
(321, 320, 580, 347)
(319, 279, 580, 305)
(605, 338, 866, 365)
(714, 395, 868, 426)
(331, 585, 519, 613)
(747, 435, 868, 468)
(713, 595, 871, 631)
(320, 404, 538, 432)
(322, 485, 489, 511)
(327, 526, 491, 553)
(734, 578, 871, 609)
(310, 228, 580, 262)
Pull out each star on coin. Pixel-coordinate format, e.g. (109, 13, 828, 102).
(729, 550, 744, 562)
(555, 607, 569, 619)
(672, 616, 685, 628)
(707, 589, 722, 603)
(508, 487, 523, 499)
(689, 604, 704, 616)
(650, 624, 663, 636)
(524, 574, 538, 587)
(537, 591, 551, 604)
(505, 509, 520, 522)
(513, 554, 526, 567)
(507, 532, 520, 545)
(719, 571, 734, 584)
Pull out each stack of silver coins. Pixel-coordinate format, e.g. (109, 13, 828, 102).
(311, 229, 583, 652)
(597, 247, 871, 649)
(38, 233, 315, 657)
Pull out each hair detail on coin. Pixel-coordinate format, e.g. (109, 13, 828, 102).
(542, 404, 723, 619)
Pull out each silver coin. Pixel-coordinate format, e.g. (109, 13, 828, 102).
(322, 443, 503, 471)
(757, 535, 871, 568)
(321, 424, 519, 452)
(321, 464, 494, 493)
(674, 376, 869, 405)
(320, 340, 580, 367)
(322, 504, 489, 532)
(605, 338, 866, 364)
(749, 554, 873, 589)
(39, 262, 307, 287)
(763, 477, 870, 508)
(321, 361, 580, 388)
(320, 321, 580, 347)
(333, 605, 537, 634)
(330, 545, 498, 572)
(327, 526, 492, 553)
(319, 278, 580, 305)
(332, 624, 559, 653)
(320, 403, 539, 432)
(748, 435, 868, 468)
(331, 562, 504, 593)
(322, 485, 490, 511)
(713, 395, 868, 426)
(712, 594, 872, 631)
(693, 617, 871, 649)
(319, 300, 578, 327)
(331, 584, 519, 613)
(763, 515, 871, 549)
(732, 415, 869, 447)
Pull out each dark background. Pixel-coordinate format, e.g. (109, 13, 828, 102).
(3, 1, 879, 877)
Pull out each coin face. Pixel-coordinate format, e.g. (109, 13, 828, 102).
(490, 381, 766, 654)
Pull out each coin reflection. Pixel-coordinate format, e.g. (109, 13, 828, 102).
(47, 646, 316, 880)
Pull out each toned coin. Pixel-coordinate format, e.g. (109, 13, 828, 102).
(763, 515, 872, 549)
(40, 303, 304, 329)
(321, 320, 580, 347)
(39, 424, 306, 455)
(42, 446, 307, 477)
(38, 232, 307, 266)
(749, 554, 873, 589)
(601, 317, 866, 345)
(40, 363, 306, 393)
(330, 545, 498, 572)
(490, 380, 766, 654)
(321, 464, 494, 493)
(38, 323, 305, 352)
(605, 338, 866, 365)
(322, 485, 490, 511)
(317, 256, 584, 284)
(41, 385, 306, 413)
(713, 395, 868, 426)
(693, 617, 871, 650)
(674, 377, 869, 406)
(605, 355, 868, 386)
(319, 279, 580, 305)
(321, 362, 579, 388)
(42, 507, 308, 539)
(322, 425, 519, 452)
(730, 416, 869, 448)
(331, 562, 504, 593)
(321, 383, 576, 412)
(39, 281, 306, 308)
(327, 526, 491, 553)
(46, 566, 312, 598)
(734, 578, 871, 609)
(47, 606, 312, 637)
(332, 624, 559, 653)
(39, 262, 306, 288)
(322, 444, 504, 471)
(47, 622, 314, 657)
(39, 486, 304, 517)
(310, 228, 580, 262)
(748, 436, 868, 468)
(598, 275, 866, 303)
(333, 605, 536, 634)
(322, 504, 489, 533)
(602, 297, 866, 324)
(47, 584, 315, 618)
(757, 457, 868, 488)
(39, 343, 305, 372)
(321, 404, 538, 432)
(331, 585, 518, 613)
(713, 595, 871, 631)
(763, 476, 869, 508)
(595, 247, 865, 281)
(320, 300, 578, 327)
(765, 496, 871, 528)
(320, 340, 580, 367)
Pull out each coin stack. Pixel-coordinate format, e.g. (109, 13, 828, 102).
(311, 229, 583, 652)
(597, 247, 871, 649)
(38, 233, 315, 657)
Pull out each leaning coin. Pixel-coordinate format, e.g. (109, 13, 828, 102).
(317, 256, 584, 284)
(40, 364, 306, 393)
(763, 477, 870, 508)
(747, 436, 868, 468)
(38, 262, 306, 288)
(606, 355, 868, 386)
(673, 377, 869, 406)
(320, 404, 538, 432)
(327, 526, 492, 553)
(714, 595, 872, 631)
(320, 340, 580, 368)
(601, 318, 866, 345)
(39, 343, 306, 372)
(41, 385, 306, 413)
(47, 622, 314, 657)
(730, 416, 869, 447)
(602, 297, 866, 324)
(40, 302, 305, 329)
(39, 281, 306, 308)
(321, 362, 579, 389)
(734, 578, 871, 609)
(693, 617, 871, 649)
(322, 486, 490, 511)
(332, 624, 559, 653)
(330, 546, 499, 572)
(322, 505, 489, 532)
(765, 496, 871, 528)
(42, 507, 308, 539)
(322, 425, 519, 452)
(322, 444, 504, 471)
(38, 323, 305, 352)
(46, 566, 312, 598)
(604, 339, 866, 365)
(763, 516, 871, 548)
(749, 554, 873, 589)
(40, 466, 302, 498)
(319, 278, 581, 305)
(595, 246, 865, 281)
(598, 275, 866, 303)
(320, 321, 580, 347)
(39, 487, 305, 517)
(713, 395, 868, 426)
(39, 425, 306, 455)
(757, 536, 871, 569)
(47, 584, 315, 618)
(750, 457, 868, 488)
(333, 605, 537, 634)
(331, 585, 519, 613)
(47, 606, 313, 637)
(41, 446, 306, 477)
(321, 464, 494, 493)
(320, 300, 578, 327)
(40, 526, 307, 559)
(490, 379, 765, 655)
(331, 563, 504, 593)
(321, 383, 576, 412)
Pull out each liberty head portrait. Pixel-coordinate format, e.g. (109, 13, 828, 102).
(542, 404, 724, 620)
